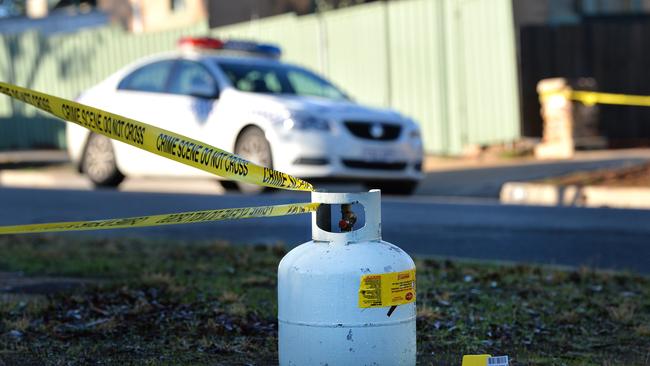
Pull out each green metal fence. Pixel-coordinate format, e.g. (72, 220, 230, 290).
(0, 0, 519, 155)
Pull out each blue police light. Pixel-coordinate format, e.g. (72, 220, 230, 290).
(255, 44, 282, 59)
(223, 40, 282, 59)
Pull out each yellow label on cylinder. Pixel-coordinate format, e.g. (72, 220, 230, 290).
(358, 269, 416, 308)
(461, 355, 492, 366)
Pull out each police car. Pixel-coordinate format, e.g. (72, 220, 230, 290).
(66, 37, 424, 194)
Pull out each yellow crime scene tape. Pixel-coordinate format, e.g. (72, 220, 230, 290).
(0, 82, 313, 191)
(0, 202, 319, 235)
(0, 82, 318, 235)
(571, 90, 650, 107)
(542, 89, 650, 107)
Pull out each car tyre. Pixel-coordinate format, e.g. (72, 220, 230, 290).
(364, 180, 418, 196)
(218, 180, 239, 192)
(234, 126, 273, 194)
(82, 133, 124, 188)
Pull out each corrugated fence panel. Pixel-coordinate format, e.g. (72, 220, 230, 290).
(322, 3, 389, 107)
(0, 0, 520, 154)
(0, 32, 67, 149)
(387, 0, 448, 154)
(455, 0, 520, 148)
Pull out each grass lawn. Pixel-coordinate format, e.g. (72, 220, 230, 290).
(0, 235, 649, 365)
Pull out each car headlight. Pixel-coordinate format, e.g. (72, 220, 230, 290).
(409, 129, 421, 139)
(282, 113, 330, 131)
(401, 116, 421, 139)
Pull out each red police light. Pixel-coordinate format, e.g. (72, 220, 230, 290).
(178, 37, 224, 50)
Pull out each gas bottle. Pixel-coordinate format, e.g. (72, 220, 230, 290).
(278, 190, 416, 366)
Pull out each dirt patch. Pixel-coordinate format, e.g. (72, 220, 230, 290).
(543, 162, 650, 187)
(0, 272, 96, 297)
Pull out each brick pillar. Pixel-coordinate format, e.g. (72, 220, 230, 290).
(534, 78, 575, 160)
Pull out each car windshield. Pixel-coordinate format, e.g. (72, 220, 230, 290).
(216, 60, 348, 100)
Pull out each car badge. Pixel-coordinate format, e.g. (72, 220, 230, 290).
(370, 123, 384, 139)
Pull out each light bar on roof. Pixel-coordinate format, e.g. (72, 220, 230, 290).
(177, 37, 282, 59)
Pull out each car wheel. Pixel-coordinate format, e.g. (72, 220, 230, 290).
(82, 133, 124, 188)
(364, 180, 418, 196)
(218, 180, 239, 192)
(234, 126, 273, 194)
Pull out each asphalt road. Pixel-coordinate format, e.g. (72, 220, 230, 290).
(1, 187, 649, 274)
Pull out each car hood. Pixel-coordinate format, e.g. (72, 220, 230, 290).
(227, 90, 407, 123)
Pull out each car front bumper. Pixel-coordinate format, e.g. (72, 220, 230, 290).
(269, 127, 423, 182)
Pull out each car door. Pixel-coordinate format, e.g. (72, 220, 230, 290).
(150, 59, 222, 177)
(109, 59, 176, 176)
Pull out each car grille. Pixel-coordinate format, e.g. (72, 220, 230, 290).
(342, 159, 407, 171)
(293, 157, 329, 166)
(343, 121, 402, 141)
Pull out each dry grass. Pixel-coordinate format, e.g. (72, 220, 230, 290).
(0, 236, 648, 365)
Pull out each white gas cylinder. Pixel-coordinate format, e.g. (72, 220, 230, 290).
(278, 190, 416, 366)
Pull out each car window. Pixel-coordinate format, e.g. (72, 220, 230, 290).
(168, 60, 219, 97)
(216, 61, 348, 100)
(117, 60, 174, 93)
(287, 70, 343, 100)
(225, 69, 282, 94)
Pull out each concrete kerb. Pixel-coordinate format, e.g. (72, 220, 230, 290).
(501, 181, 650, 209)
(0, 150, 69, 168)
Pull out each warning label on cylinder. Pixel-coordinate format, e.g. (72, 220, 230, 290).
(358, 269, 416, 308)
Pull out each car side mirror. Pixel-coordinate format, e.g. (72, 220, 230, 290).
(188, 83, 219, 99)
